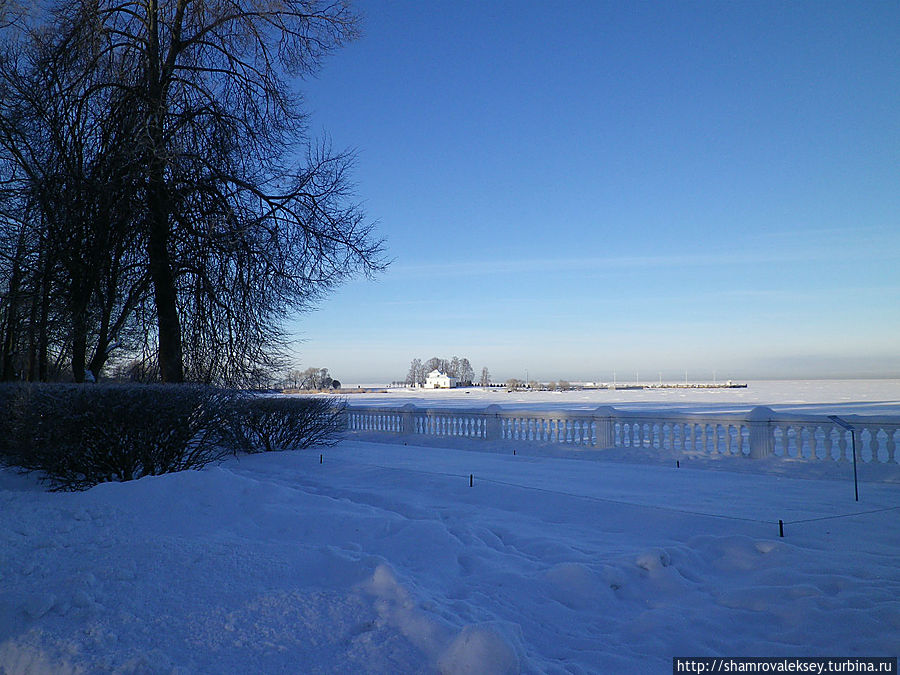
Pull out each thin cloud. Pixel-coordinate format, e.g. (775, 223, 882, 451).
(387, 247, 890, 280)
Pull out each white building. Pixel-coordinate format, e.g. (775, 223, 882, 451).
(424, 369, 457, 389)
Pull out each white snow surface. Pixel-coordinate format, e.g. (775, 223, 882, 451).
(2, 381, 899, 673)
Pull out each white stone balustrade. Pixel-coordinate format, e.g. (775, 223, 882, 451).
(343, 403, 900, 464)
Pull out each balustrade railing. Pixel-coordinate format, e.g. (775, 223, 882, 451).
(344, 404, 900, 464)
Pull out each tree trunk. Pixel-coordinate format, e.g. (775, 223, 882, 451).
(69, 282, 91, 382)
(26, 292, 38, 381)
(0, 302, 16, 380)
(144, 0, 183, 383)
(71, 315, 87, 382)
(0, 229, 26, 380)
(89, 273, 115, 380)
(37, 257, 51, 381)
(147, 178, 183, 383)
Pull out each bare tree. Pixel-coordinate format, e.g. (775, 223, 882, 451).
(0, 0, 385, 384)
(406, 358, 423, 386)
(82, 0, 382, 382)
(285, 369, 304, 389)
(0, 0, 28, 30)
(0, 16, 151, 382)
(297, 366, 333, 390)
(424, 357, 442, 375)
(459, 358, 475, 386)
(480, 367, 491, 387)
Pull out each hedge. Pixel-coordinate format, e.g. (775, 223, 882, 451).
(230, 395, 347, 453)
(0, 385, 350, 491)
(0, 383, 246, 490)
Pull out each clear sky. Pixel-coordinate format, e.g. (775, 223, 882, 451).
(288, 0, 900, 384)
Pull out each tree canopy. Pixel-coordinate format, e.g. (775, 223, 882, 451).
(0, 0, 384, 384)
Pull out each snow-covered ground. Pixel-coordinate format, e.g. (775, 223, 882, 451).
(343, 379, 900, 416)
(1, 380, 898, 673)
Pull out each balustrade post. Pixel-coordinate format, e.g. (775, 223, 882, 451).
(594, 406, 617, 448)
(484, 404, 502, 441)
(747, 406, 775, 459)
(400, 404, 417, 435)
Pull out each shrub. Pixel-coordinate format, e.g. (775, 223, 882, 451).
(232, 395, 347, 453)
(1, 383, 244, 491)
(0, 383, 30, 460)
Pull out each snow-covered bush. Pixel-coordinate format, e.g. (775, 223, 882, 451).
(1, 384, 243, 490)
(230, 396, 347, 453)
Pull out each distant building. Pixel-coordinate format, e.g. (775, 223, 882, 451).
(424, 369, 457, 389)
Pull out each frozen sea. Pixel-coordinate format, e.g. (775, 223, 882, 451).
(341, 379, 900, 416)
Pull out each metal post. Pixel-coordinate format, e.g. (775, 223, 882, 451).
(828, 415, 859, 502)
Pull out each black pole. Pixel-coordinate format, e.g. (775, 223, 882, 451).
(469, 474, 473, 487)
(828, 415, 859, 502)
(779, 519, 784, 537)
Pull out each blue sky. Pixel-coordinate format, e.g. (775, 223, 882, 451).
(289, 0, 900, 383)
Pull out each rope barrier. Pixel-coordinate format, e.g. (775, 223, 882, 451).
(329, 456, 775, 525)
(319, 455, 899, 531)
(783, 505, 900, 525)
(479, 475, 774, 524)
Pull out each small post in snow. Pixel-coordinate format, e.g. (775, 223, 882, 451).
(469, 474, 473, 487)
(779, 519, 784, 538)
(320, 454, 323, 464)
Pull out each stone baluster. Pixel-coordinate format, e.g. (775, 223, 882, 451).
(747, 407, 775, 459)
(592, 407, 615, 449)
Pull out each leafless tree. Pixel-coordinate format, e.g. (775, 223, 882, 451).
(295, 366, 333, 390)
(424, 357, 443, 375)
(406, 358, 423, 386)
(0, 0, 385, 384)
(98, 0, 384, 382)
(0, 14, 150, 382)
(458, 358, 475, 385)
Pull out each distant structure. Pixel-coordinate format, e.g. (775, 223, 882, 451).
(608, 381, 747, 390)
(424, 369, 457, 389)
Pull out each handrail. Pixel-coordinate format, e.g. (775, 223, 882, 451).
(343, 404, 900, 464)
